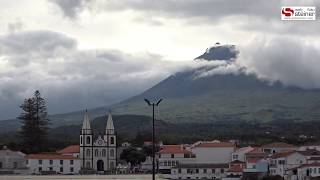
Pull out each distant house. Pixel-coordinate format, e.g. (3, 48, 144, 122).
(262, 142, 296, 154)
(157, 145, 196, 174)
(296, 163, 320, 179)
(0, 146, 27, 174)
(232, 146, 254, 162)
(269, 151, 306, 178)
(26, 153, 80, 175)
(170, 163, 229, 179)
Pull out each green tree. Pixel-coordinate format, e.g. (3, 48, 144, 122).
(18, 90, 49, 153)
(120, 147, 146, 166)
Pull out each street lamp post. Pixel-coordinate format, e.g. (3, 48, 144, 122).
(144, 98, 162, 180)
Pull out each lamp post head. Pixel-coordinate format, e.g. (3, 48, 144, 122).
(144, 99, 151, 106)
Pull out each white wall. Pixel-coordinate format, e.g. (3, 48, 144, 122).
(27, 159, 80, 175)
(192, 147, 234, 163)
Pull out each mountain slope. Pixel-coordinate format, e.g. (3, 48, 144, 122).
(109, 44, 320, 123)
(2, 44, 320, 132)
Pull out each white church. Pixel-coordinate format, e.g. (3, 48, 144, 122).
(80, 111, 117, 172)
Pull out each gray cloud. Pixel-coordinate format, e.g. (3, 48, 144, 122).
(238, 37, 320, 89)
(50, 0, 92, 18)
(0, 30, 183, 119)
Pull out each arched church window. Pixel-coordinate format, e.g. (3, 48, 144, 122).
(110, 149, 115, 157)
(86, 149, 90, 156)
(95, 149, 99, 157)
(102, 149, 106, 157)
(86, 136, 91, 144)
(110, 137, 114, 145)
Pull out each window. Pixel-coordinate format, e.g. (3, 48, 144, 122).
(110, 161, 115, 169)
(102, 149, 106, 157)
(232, 154, 238, 160)
(171, 154, 175, 158)
(86, 149, 90, 156)
(168, 161, 172, 166)
(95, 149, 99, 157)
(49, 167, 53, 171)
(172, 161, 176, 166)
(13, 162, 17, 168)
(195, 169, 199, 173)
(178, 169, 181, 174)
(26, 160, 28, 165)
(39, 167, 42, 172)
(318, 168, 320, 173)
(39, 160, 42, 165)
(60, 160, 63, 165)
(49, 160, 53, 165)
(110, 137, 115, 145)
(86, 161, 90, 168)
(184, 154, 190, 158)
(70, 167, 74, 172)
(86, 136, 91, 144)
(80, 136, 83, 144)
(0, 162, 2, 168)
(212, 169, 215, 174)
(60, 167, 63, 172)
(164, 161, 167, 166)
(221, 169, 224, 173)
(203, 169, 207, 174)
(110, 149, 115, 157)
(187, 169, 192, 174)
(314, 168, 317, 174)
(70, 160, 74, 165)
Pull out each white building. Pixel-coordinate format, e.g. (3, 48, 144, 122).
(170, 163, 229, 179)
(191, 141, 235, 164)
(0, 147, 27, 174)
(26, 154, 80, 175)
(262, 142, 296, 154)
(269, 151, 306, 177)
(232, 146, 254, 162)
(79, 111, 117, 173)
(157, 145, 196, 174)
(296, 163, 320, 180)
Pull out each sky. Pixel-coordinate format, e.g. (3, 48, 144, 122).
(0, 0, 319, 119)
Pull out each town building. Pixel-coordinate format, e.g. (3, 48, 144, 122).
(0, 147, 27, 174)
(157, 145, 196, 174)
(170, 163, 229, 179)
(26, 154, 80, 175)
(191, 141, 235, 164)
(262, 142, 296, 154)
(79, 111, 117, 173)
(269, 151, 306, 177)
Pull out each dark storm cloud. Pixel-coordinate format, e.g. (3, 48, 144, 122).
(0, 30, 182, 119)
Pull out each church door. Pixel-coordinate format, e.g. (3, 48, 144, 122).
(97, 160, 104, 171)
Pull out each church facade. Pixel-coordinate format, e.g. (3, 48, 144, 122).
(79, 111, 117, 172)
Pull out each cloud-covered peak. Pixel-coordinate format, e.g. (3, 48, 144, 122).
(195, 43, 238, 61)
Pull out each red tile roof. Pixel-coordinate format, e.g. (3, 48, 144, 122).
(262, 142, 295, 148)
(227, 165, 243, 172)
(57, 145, 80, 154)
(196, 142, 234, 148)
(158, 145, 193, 154)
(247, 158, 261, 163)
(26, 153, 78, 160)
(270, 151, 296, 159)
